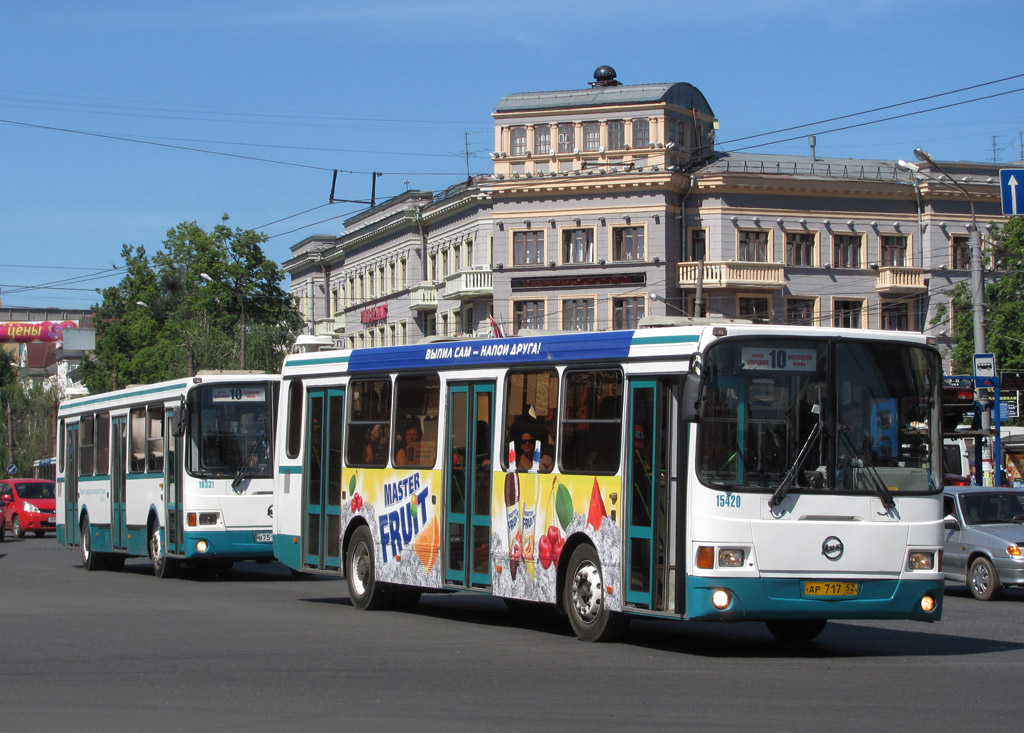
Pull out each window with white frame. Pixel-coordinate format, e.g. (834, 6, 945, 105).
(738, 230, 768, 262)
(558, 123, 575, 153)
(513, 230, 544, 266)
(510, 126, 526, 156)
(612, 226, 645, 261)
(513, 300, 545, 333)
(880, 235, 908, 267)
(583, 122, 600, 151)
(562, 298, 595, 331)
(534, 125, 551, 155)
(607, 120, 625, 150)
(632, 118, 650, 148)
(613, 297, 645, 330)
(562, 228, 594, 264)
(785, 232, 815, 266)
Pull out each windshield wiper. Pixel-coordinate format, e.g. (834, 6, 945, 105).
(232, 432, 267, 490)
(837, 428, 896, 512)
(769, 420, 821, 508)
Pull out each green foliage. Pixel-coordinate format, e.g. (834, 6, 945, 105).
(1, 362, 59, 474)
(83, 217, 303, 393)
(984, 217, 1024, 373)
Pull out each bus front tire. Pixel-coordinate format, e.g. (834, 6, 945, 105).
(81, 517, 103, 571)
(563, 543, 627, 642)
(148, 521, 178, 579)
(766, 619, 827, 643)
(346, 526, 390, 610)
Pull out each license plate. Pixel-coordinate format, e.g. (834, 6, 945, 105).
(803, 581, 859, 597)
(254, 532, 273, 543)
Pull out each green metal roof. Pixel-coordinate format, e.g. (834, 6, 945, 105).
(494, 82, 715, 117)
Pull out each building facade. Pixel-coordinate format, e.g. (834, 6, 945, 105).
(285, 67, 1009, 365)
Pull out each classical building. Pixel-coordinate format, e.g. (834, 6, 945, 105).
(285, 66, 1009, 364)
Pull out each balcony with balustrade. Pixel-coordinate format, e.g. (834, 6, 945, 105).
(409, 282, 438, 311)
(677, 261, 785, 290)
(444, 267, 493, 300)
(874, 266, 927, 294)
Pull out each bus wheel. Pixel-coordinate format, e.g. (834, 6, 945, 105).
(148, 521, 178, 579)
(81, 517, 103, 571)
(347, 526, 389, 610)
(563, 543, 627, 642)
(766, 619, 827, 643)
(968, 556, 1002, 601)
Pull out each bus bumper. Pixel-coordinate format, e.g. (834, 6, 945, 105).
(181, 529, 276, 561)
(685, 576, 944, 622)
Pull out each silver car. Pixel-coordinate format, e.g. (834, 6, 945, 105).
(943, 485, 1024, 600)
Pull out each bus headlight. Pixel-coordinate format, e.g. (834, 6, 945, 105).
(920, 594, 936, 613)
(907, 551, 935, 570)
(718, 549, 745, 567)
(199, 512, 219, 526)
(711, 589, 731, 609)
(196, 540, 209, 553)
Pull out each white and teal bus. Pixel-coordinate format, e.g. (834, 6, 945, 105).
(273, 323, 945, 641)
(56, 372, 279, 577)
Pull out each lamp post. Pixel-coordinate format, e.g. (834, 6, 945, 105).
(649, 291, 687, 316)
(898, 149, 992, 481)
(201, 272, 246, 370)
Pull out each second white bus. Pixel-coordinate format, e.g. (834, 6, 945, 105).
(56, 372, 279, 576)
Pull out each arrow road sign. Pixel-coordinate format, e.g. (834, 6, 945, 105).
(1000, 169, 1024, 215)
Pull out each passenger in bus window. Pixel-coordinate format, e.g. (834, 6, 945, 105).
(396, 419, 422, 466)
(514, 427, 553, 473)
(364, 423, 389, 464)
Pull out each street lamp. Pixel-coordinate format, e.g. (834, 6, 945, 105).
(200, 271, 246, 370)
(649, 291, 687, 316)
(898, 149, 985, 356)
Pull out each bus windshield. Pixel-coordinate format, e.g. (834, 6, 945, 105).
(187, 383, 273, 479)
(697, 338, 940, 496)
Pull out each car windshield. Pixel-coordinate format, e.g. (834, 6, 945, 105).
(958, 492, 1024, 525)
(697, 337, 941, 497)
(14, 482, 55, 499)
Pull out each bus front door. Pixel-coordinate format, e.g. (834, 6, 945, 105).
(63, 422, 80, 546)
(303, 388, 344, 571)
(164, 411, 184, 556)
(445, 382, 494, 589)
(110, 416, 128, 551)
(625, 379, 670, 611)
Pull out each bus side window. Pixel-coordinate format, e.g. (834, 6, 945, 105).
(79, 414, 95, 477)
(95, 412, 110, 476)
(130, 407, 147, 473)
(347, 379, 391, 467)
(285, 379, 303, 460)
(148, 405, 164, 473)
(504, 369, 558, 473)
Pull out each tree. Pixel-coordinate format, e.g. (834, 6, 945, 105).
(82, 217, 302, 394)
(931, 216, 1024, 377)
(1, 350, 59, 473)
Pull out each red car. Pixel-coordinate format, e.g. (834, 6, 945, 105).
(0, 478, 57, 538)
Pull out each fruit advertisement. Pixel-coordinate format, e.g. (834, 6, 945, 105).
(492, 468, 624, 609)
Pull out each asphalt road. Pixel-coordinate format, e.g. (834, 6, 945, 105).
(2, 534, 1022, 732)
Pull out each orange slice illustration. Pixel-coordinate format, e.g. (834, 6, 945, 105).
(411, 515, 439, 573)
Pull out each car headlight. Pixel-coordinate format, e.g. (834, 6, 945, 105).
(23, 502, 41, 514)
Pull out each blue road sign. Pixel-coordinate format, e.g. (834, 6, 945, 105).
(1000, 169, 1024, 215)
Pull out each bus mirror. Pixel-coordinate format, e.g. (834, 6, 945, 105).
(170, 406, 187, 437)
(680, 372, 702, 423)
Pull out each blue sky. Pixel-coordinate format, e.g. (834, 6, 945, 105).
(2, 0, 1023, 309)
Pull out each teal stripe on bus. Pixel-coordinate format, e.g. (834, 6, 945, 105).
(60, 380, 190, 409)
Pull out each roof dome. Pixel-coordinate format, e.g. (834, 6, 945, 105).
(591, 65, 621, 87)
